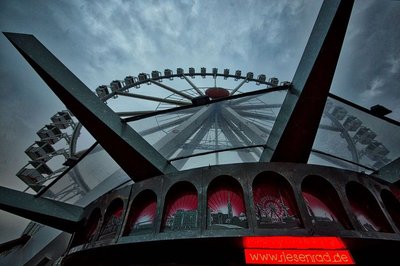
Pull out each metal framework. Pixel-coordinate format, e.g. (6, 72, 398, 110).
(3, 2, 400, 265)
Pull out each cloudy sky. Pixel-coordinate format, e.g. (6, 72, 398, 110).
(0, 0, 399, 244)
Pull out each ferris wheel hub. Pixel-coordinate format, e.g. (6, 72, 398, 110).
(205, 87, 230, 99)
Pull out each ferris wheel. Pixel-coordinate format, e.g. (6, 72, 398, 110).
(16, 68, 287, 194)
(16, 67, 393, 196)
(95, 68, 289, 170)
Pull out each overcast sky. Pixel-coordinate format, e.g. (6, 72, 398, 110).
(0, 0, 399, 244)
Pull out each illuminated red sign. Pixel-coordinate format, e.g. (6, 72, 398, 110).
(243, 236, 346, 249)
(245, 249, 354, 265)
(243, 237, 354, 265)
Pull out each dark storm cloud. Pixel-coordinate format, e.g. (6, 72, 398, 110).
(246, 0, 322, 80)
(332, 0, 400, 119)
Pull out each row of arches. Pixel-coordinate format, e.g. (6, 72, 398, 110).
(73, 172, 400, 246)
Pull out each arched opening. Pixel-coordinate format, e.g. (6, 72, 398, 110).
(302, 175, 352, 230)
(161, 182, 198, 232)
(207, 175, 248, 229)
(346, 182, 393, 232)
(71, 208, 101, 247)
(124, 190, 157, 236)
(253, 171, 301, 228)
(98, 198, 124, 240)
(381, 189, 400, 231)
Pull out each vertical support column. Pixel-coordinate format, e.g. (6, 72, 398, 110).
(260, 0, 355, 163)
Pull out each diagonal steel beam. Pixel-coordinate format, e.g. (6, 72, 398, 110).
(260, 0, 354, 163)
(0, 186, 83, 233)
(4, 32, 177, 181)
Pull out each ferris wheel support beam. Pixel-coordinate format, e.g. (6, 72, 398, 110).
(153, 106, 214, 158)
(260, 0, 354, 163)
(4, 32, 178, 181)
(221, 113, 263, 158)
(221, 106, 266, 145)
(138, 115, 190, 136)
(219, 119, 257, 162)
(171, 119, 213, 170)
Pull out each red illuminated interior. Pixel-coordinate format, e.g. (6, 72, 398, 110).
(102, 201, 123, 230)
(113, 207, 123, 218)
(252, 172, 301, 228)
(162, 182, 198, 230)
(303, 192, 337, 222)
(164, 192, 197, 217)
(347, 182, 393, 232)
(85, 209, 101, 239)
(208, 176, 246, 216)
(208, 188, 246, 216)
(97, 199, 124, 240)
(302, 175, 353, 229)
(124, 191, 157, 235)
(130, 201, 157, 229)
(390, 186, 400, 201)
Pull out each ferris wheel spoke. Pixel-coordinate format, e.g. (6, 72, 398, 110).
(230, 78, 248, 96)
(222, 116, 263, 158)
(138, 114, 192, 136)
(221, 107, 266, 145)
(171, 119, 213, 170)
(219, 119, 257, 162)
(181, 74, 204, 96)
(153, 106, 215, 158)
(117, 91, 191, 106)
(235, 110, 276, 121)
(150, 80, 194, 100)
